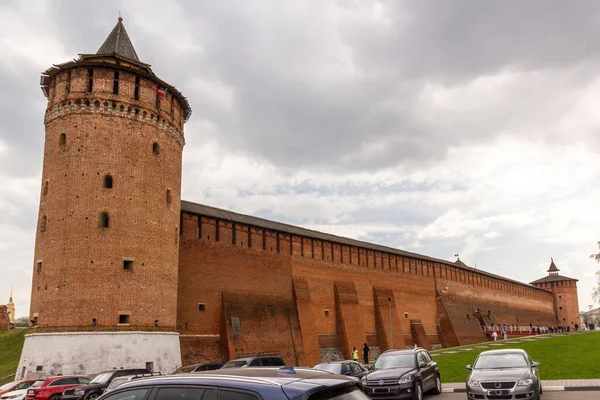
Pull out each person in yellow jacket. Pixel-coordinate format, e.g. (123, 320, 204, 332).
(352, 347, 359, 361)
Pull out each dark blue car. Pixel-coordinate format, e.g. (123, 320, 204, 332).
(97, 367, 368, 400)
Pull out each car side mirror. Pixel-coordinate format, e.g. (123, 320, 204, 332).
(465, 365, 472, 370)
(532, 362, 540, 368)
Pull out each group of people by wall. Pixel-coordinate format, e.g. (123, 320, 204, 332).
(351, 343, 371, 364)
(488, 322, 581, 341)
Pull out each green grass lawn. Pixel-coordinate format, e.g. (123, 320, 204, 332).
(434, 332, 600, 383)
(0, 329, 26, 385)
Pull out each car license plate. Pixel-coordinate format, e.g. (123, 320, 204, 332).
(374, 388, 390, 394)
(487, 389, 510, 396)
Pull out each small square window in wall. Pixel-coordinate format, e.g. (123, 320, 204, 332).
(199, 303, 206, 312)
(118, 313, 131, 325)
(36, 261, 42, 274)
(36, 366, 43, 372)
(123, 259, 134, 272)
(324, 309, 330, 317)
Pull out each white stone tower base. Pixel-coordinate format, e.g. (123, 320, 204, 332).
(17, 331, 181, 379)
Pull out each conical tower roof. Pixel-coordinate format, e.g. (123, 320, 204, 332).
(97, 17, 140, 62)
(547, 257, 559, 274)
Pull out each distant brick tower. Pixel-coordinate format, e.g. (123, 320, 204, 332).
(18, 17, 191, 377)
(530, 258, 580, 327)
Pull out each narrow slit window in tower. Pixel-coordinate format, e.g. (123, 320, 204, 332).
(134, 76, 140, 100)
(65, 70, 71, 96)
(87, 68, 94, 92)
(170, 95, 175, 119)
(36, 262, 42, 274)
(43, 181, 48, 196)
(104, 175, 113, 188)
(166, 188, 172, 204)
(199, 303, 206, 312)
(59, 133, 66, 147)
(99, 212, 110, 228)
(152, 142, 160, 156)
(40, 215, 47, 232)
(113, 71, 119, 95)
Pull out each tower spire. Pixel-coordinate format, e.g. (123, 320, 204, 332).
(547, 257, 559, 275)
(97, 16, 140, 62)
(9, 286, 12, 303)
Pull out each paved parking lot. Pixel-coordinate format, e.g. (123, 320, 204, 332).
(434, 391, 600, 399)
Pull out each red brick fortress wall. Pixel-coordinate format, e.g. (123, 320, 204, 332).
(0, 305, 9, 331)
(177, 205, 563, 364)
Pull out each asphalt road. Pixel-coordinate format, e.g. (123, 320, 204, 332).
(432, 392, 600, 400)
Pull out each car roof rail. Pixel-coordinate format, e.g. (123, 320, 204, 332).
(234, 351, 282, 358)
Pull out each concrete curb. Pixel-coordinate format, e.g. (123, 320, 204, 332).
(442, 385, 600, 393)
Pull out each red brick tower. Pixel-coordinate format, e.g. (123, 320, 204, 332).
(530, 258, 580, 327)
(19, 18, 191, 377)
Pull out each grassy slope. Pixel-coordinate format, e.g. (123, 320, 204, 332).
(0, 330, 26, 385)
(435, 332, 600, 383)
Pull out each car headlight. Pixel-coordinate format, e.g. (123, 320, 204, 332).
(518, 379, 534, 386)
(467, 380, 480, 387)
(398, 376, 413, 384)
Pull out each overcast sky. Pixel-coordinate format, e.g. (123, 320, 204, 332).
(1, 0, 600, 318)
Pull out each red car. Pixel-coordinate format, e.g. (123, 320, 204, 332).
(0, 380, 36, 396)
(25, 377, 90, 400)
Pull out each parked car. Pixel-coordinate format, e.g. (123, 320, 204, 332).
(221, 355, 285, 368)
(1, 388, 29, 400)
(0, 381, 36, 397)
(94, 367, 368, 400)
(103, 373, 162, 395)
(360, 348, 441, 400)
(61, 369, 149, 400)
(26, 376, 90, 400)
(314, 361, 368, 379)
(466, 349, 542, 400)
(171, 363, 223, 374)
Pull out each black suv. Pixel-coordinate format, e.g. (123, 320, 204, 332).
(61, 369, 150, 400)
(360, 348, 441, 400)
(221, 355, 285, 368)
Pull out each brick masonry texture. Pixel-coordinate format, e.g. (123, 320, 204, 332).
(30, 62, 185, 330)
(0, 305, 9, 330)
(28, 29, 580, 369)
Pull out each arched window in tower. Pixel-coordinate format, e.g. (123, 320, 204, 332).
(40, 215, 47, 232)
(104, 175, 113, 189)
(134, 76, 140, 100)
(152, 142, 160, 156)
(166, 188, 172, 204)
(87, 68, 94, 92)
(43, 181, 48, 196)
(99, 212, 110, 228)
(113, 71, 120, 95)
(59, 133, 66, 147)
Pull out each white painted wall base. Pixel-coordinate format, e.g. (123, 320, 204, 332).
(16, 331, 182, 379)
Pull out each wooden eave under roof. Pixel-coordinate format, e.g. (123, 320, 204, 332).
(181, 199, 551, 292)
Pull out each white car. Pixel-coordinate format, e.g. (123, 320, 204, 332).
(0, 389, 27, 400)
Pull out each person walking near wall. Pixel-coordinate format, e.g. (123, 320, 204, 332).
(492, 331, 498, 341)
(352, 347, 359, 361)
(363, 343, 370, 364)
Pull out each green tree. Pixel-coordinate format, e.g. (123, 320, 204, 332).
(14, 316, 28, 327)
(592, 242, 600, 304)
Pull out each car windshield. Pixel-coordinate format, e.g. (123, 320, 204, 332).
(314, 363, 341, 374)
(90, 372, 113, 384)
(374, 354, 415, 369)
(474, 353, 528, 369)
(31, 381, 45, 388)
(221, 361, 248, 369)
(107, 378, 129, 389)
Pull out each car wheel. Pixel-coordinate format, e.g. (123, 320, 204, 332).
(412, 381, 423, 400)
(430, 375, 442, 395)
(48, 395, 60, 400)
(86, 392, 100, 400)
